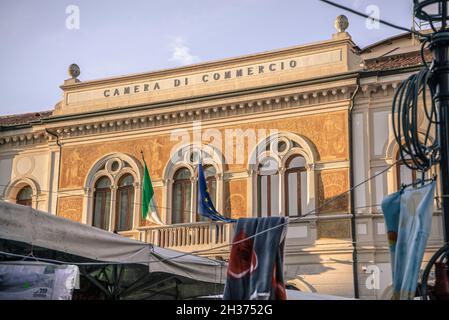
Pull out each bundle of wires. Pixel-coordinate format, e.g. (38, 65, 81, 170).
(392, 38, 440, 173)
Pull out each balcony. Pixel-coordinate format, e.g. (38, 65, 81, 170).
(137, 221, 235, 257)
(132, 218, 326, 257)
(124, 215, 351, 258)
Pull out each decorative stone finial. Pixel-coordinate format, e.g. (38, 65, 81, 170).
(335, 15, 349, 33)
(68, 63, 80, 79)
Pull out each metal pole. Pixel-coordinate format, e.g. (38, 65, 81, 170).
(429, 29, 449, 244)
(349, 82, 361, 299)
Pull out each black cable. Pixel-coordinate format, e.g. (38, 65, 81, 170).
(319, 0, 427, 38)
(392, 39, 440, 173)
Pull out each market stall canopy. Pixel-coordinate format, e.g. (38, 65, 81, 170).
(0, 201, 226, 299)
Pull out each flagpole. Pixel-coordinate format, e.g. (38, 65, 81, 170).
(140, 150, 146, 193)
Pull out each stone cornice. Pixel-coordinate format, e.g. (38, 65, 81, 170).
(53, 87, 354, 139)
(359, 80, 402, 98)
(358, 68, 422, 99)
(1, 77, 360, 152)
(0, 84, 356, 148)
(0, 131, 47, 149)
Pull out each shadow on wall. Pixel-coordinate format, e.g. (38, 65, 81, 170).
(283, 246, 355, 297)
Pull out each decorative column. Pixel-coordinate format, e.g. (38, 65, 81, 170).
(216, 172, 224, 214)
(109, 185, 118, 232)
(133, 181, 140, 230)
(191, 176, 198, 223)
(306, 163, 317, 215)
(278, 167, 286, 216)
(247, 168, 257, 217)
(163, 178, 172, 224)
(82, 187, 92, 225)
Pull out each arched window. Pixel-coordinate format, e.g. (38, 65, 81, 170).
(164, 145, 224, 225)
(115, 174, 135, 232)
(257, 157, 279, 217)
(86, 154, 141, 231)
(172, 168, 192, 224)
(16, 186, 32, 207)
(285, 156, 307, 216)
(396, 153, 416, 189)
(250, 133, 317, 218)
(93, 177, 111, 230)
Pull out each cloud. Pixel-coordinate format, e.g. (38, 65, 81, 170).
(169, 37, 200, 66)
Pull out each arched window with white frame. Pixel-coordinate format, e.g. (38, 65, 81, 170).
(84, 154, 141, 232)
(163, 144, 224, 225)
(4, 178, 40, 210)
(249, 133, 317, 217)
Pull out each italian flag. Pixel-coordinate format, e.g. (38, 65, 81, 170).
(142, 158, 164, 225)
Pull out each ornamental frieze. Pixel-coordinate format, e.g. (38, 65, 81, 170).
(57, 196, 83, 223)
(225, 179, 247, 219)
(317, 168, 349, 214)
(59, 111, 348, 190)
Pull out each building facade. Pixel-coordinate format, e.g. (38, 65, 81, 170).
(0, 17, 444, 299)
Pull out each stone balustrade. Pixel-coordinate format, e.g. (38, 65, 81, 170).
(136, 221, 235, 256)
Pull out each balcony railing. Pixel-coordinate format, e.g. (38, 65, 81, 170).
(137, 221, 235, 254)
(124, 215, 352, 257)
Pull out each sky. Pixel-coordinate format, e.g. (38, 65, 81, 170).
(0, 0, 414, 116)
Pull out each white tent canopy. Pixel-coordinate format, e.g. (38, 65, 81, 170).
(0, 201, 225, 299)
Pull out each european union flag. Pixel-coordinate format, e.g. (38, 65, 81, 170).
(198, 162, 236, 222)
